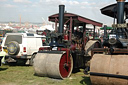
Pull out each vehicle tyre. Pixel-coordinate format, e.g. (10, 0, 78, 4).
(7, 41, 20, 55)
(29, 54, 36, 66)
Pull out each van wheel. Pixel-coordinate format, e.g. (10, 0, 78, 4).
(7, 41, 20, 55)
(29, 54, 36, 66)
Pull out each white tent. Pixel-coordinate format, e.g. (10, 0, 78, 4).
(38, 25, 54, 31)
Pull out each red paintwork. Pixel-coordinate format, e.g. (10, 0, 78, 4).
(84, 37, 89, 45)
(64, 34, 69, 41)
(42, 39, 45, 43)
(69, 17, 73, 41)
(66, 49, 69, 66)
(49, 13, 102, 27)
(78, 17, 102, 27)
(59, 53, 72, 78)
(57, 47, 76, 51)
(57, 48, 67, 51)
(70, 45, 76, 50)
(0, 46, 2, 51)
(49, 12, 102, 42)
(39, 47, 51, 51)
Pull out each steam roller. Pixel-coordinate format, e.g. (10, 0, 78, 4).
(90, 0, 128, 85)
(33, 4, 102, 79)
(33, 5, 73, 79)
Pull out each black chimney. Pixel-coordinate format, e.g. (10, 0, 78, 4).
(117, 0, 125, 24)
(58, 5, 65, 33)
(116, 0, 125, 38)
(49, 5, 65, 47)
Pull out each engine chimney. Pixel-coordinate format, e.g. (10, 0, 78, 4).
(58, 5, 65, 33)
(116, 0, 125, 24)
(116, 0, 125, 38)
(49, 5, 65, 47)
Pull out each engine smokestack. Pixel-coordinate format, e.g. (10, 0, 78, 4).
(58, 5, 65, 33)
(116, 0, 125, 24)
(116, 0, 125, 38)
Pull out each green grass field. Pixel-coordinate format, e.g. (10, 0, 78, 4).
(0, 65, 91, 85)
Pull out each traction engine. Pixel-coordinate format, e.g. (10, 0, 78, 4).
(90, 0, 128, 85)
(33, 5, 102, 79)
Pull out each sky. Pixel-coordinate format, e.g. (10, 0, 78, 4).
(0, 0, 128, 26)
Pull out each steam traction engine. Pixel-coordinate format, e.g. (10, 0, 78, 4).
(90, 0, 128, 85)
(33, 5, 102, 79)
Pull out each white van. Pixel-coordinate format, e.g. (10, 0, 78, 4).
(1, 33, 46, 65)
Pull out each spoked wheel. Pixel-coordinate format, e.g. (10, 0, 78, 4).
(59, 53, 73, 78)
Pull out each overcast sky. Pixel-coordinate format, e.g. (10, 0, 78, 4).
(0, 0, 128, 26)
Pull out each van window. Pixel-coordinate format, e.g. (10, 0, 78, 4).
(27, 33, 34, 36)
(4, 35, 22, 45)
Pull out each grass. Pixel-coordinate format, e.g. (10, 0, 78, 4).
(0, 65, 91, 85)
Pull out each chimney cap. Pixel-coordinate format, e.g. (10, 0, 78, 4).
(59, 4, 65, 7)
(116, 0, 125, 2)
